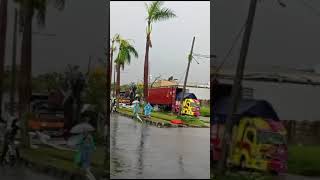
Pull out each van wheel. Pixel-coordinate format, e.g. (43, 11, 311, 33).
(239, 156, 246, 170)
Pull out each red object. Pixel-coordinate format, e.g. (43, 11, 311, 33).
(171, 119, 183, 124)
(268, 159, 287, 173)
(212, 137, 221, 161)
(148, 87, 178, 106)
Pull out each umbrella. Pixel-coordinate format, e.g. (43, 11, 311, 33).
(132, 100, 139, 104)
(67, 134, 84, 147)
(70, 122, 95, 134)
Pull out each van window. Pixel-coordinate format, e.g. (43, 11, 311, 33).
(246, 131, 254, 143)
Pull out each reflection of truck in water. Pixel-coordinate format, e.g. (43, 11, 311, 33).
(148, 87, 200, 117)
(211, 89, 288, 174)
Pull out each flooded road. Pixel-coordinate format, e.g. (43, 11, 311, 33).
(110, 114, 210, 179)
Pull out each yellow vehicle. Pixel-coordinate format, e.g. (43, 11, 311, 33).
(229, 117, 287, 173)
(181, 98, 200, 117)
(212, 98, 288, 174)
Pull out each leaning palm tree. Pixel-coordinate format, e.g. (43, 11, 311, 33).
(143, 1, 176, 102)
(115, 38, 138, 107)
(0, 0, 8, 118)
(14, 0, 65, 147)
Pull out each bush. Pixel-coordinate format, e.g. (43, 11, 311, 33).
(200, 106, 210, 117)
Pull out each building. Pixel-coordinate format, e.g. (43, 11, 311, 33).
(213, 64, 320, 121)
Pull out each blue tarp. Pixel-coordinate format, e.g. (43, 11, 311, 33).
(213, 97, 279, 124)
(175, 92, 197, 101)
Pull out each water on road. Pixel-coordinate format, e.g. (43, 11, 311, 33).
(110, 114, 210, 179)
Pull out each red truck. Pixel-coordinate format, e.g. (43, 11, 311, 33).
(148, 87, 200, 116)
(148, 87, 182, 107)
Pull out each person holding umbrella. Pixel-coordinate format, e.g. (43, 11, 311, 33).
(132, 97, 142, 123)
(71, 113, 96, 179)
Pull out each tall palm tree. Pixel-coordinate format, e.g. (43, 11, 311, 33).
(14, 0, 65, 147)
(110, 34, 120, 98)
(143, 1, 176, 102)
(0, 0, 8, 118)
(115, 38, 138, 107)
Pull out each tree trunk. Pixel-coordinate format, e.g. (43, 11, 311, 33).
(143, 33, 150, 103)
(19, 5, 33, 148)
(0, 0, 8, 118)
(116, 63, 120, 107)
(110, 41, 114, 97)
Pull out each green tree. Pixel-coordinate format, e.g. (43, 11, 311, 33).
(143, 1, 176, 102)
(14, 0, 65, 147)
(115, 38, 138, 107)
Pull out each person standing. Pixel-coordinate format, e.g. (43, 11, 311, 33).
(132, 98, 142, 122)
(144, 103, 153, 119)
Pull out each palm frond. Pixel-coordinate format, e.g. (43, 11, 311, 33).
(152, 8, 176, 22)
(126, 45, 138, 58)
(147, 1, 163, 20)
(34, 0, 47, 27)
(53, 0, 65, 10)
(114, 38, 138, 70)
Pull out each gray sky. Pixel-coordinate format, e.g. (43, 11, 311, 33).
(111, 1, 210, 85)
(213, 0, 320, 70)
(5, 0, 108, 75)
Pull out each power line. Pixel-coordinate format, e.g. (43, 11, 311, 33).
(212, 22, 247, 79)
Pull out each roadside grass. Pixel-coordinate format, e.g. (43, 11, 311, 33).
(200, 106, 210, 117)
(211, 170, 273, 180)
(209, 145, 320, 178)
(20, 146, 106, 177)
(288, 145, 320, 176)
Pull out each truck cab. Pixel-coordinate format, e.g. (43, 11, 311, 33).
(211, 96, 287, 174)
(230, 117, 287, 173)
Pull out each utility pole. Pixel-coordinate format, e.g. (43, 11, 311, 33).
(87, 55, 92, 75)
(0, 0, 8, 119)
(217, 0, 258, 174)
(179, 37, 195, 115)
(10, 8, 18, 116)
(113, 64, 116, 98)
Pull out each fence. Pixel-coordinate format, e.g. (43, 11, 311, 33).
(283, 120, 320, 145)
(199, 100, 210, 107)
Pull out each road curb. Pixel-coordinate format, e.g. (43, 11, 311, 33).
(115, 111, 208, 128)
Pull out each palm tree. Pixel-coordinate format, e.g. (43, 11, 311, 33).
(14, 0, 65, 147)
(143, 1, 176, 102)
(115, 38, 138, 107)
(110, 34, 120, 98)
(0, 0, 8, 118)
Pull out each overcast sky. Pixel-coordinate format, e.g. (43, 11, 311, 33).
(111, 1, 210, 85)
(5, 0, 108, 75)
(213, 0, 320, 70)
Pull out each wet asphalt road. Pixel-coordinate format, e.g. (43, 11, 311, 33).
(110, 114, 210, 179)
(0, 164, 60, 180)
